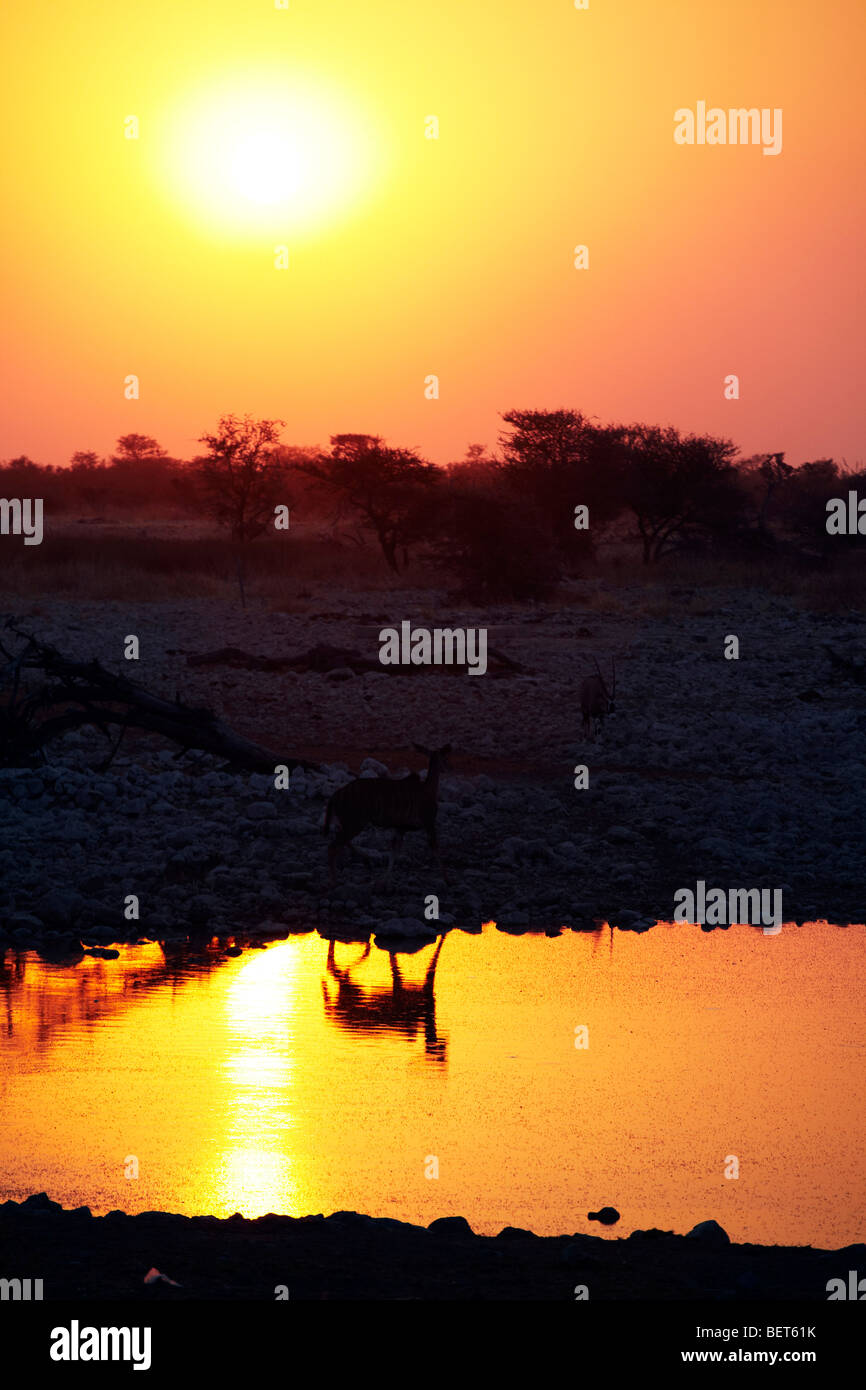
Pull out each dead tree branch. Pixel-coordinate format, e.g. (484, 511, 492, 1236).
(0, 620, 320, 772)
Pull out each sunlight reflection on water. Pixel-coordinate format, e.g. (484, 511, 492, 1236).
(1, 922, 863, 1246)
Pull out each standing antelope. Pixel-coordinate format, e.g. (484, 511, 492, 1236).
(580, 657, 616, 738)
(324, 743, 452, 886)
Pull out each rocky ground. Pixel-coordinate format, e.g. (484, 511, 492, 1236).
(1, 581, 864, 954)
(1, 1194, 859, 1300)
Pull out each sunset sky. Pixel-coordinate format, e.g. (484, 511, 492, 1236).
(2, 0, 864, 467)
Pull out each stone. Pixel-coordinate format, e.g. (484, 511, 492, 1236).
(427, 1216, 474, 1237)
(33, 889, 85, 928)
(606, 826, 640, 845)
(588, 1206, 620, 1225)
(22, 1192, 62, 1212)
(359, 758, 389, 777)
(685, 1219, 730, 1247)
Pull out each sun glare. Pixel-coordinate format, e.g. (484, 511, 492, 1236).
(165, 78, 376, 237)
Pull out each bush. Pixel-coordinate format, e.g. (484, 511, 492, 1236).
(430, 484, 561, 601)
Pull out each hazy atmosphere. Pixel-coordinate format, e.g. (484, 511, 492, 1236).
(1, 0, 864, 1368)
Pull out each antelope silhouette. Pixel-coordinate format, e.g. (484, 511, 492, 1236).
(324, 743, 451, 886)
(321, 936, 448, 1063)
(580, 657, 616, 739)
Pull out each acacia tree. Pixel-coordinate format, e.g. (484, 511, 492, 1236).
(618, 424, 743, 562)
(495, 408, 627, 567)
(194, 415, 290, 605)
(106, 434, 175, 509)
(300, 433, 438, 572)
(68, 450, 109, 511)
(195, 414, 288, 543)
(112, 434, 167, 464)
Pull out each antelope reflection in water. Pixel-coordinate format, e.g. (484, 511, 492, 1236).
(321, 936, 448, 1064)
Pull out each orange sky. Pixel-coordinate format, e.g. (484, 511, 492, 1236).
(1, 0, 864, 467)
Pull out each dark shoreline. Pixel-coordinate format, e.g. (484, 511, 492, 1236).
(2, 919, 863, 975)
(2, 1195, 860, 1301)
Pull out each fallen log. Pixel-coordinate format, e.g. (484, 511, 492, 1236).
(186, 643, 380, 674)
(0, 621, 320, 772)
(187, 641, 527, 676)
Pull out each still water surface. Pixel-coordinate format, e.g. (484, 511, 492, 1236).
(1, 923, 864, 1246)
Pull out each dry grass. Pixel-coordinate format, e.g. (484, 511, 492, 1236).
(2, 523, 863, 614)
(0, 533, 396, 602)
(605, 553, 866, 615)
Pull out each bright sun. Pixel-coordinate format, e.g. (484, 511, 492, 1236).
(166, 78, 375, 237)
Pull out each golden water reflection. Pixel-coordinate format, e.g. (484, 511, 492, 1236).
(1, 923, 864, 1246)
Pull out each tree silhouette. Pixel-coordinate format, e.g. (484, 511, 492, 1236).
(194, 414, 290, 605)
(756, 452, 794, 537)
(432, 479, 560, 600)
(112, 434, 167, 464)
(301, 433, 438, 572)
(496, 409, 627, 566)
(68, 451, 108, 511)
(195, 414, 287, 544)
(618, 424, 742, 562)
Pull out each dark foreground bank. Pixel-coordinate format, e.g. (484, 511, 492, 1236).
(1, 1195, 860, 1301)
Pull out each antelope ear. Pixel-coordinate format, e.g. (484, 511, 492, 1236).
(412, 742, 431, 756)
